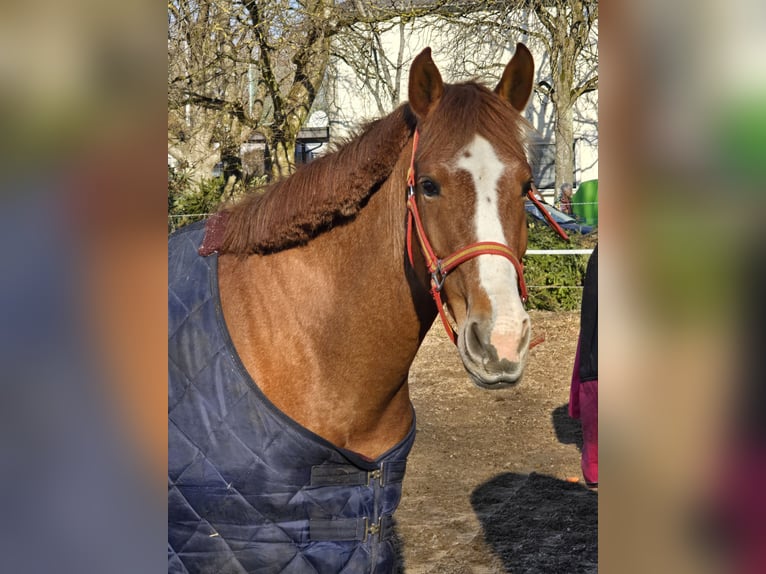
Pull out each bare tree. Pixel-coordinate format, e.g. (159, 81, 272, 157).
(336, 0, 598, 196)
(169, 1, 595, 188)
(168, 0, 241, 179)
(331, 16, 408, 117)
(169, 0, 333, 180)
(168, 0, 455, 181)
(531, 0, 598, 195)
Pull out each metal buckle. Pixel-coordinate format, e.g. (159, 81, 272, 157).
(367, 466, 382, 487)
(431, 262, 446, 291)
(363, 517, 382, 542)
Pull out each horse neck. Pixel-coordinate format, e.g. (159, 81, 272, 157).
(217, 152, 435, 458)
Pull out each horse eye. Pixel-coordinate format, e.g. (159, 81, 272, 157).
(420, 178, 440, 197)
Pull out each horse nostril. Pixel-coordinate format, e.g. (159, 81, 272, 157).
(464, 320, 483, 359)
(464, 320, 501, 365)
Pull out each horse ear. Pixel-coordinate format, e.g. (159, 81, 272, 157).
(494, 43, 535, 112)
(408, 47, 444, 120)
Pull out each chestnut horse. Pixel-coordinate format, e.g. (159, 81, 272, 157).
(169, 44, 538, 573)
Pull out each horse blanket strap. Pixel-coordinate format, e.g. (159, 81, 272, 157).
(309, 515, 396, 543)
(168, 221, 416, 574)
(310, 461, 407, 488)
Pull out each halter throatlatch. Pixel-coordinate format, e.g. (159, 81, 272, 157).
(405, 129, 530, 345)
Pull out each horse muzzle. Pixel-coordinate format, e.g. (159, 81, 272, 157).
(458, 316, 530, 388)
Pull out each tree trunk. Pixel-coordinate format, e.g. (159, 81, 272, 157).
(553, 97, 575, 196)
(533, 0, 596, 201)
(268, 136, 296, 181)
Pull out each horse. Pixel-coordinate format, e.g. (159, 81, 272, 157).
(169, 43, 539, 573)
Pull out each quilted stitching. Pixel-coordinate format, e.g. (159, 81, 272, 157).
(168, 223, 415, 573)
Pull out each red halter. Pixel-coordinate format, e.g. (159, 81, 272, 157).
(405, 130, 568, 347)
(405, 130, 531, 345)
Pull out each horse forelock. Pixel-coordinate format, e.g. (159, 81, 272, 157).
(218, 105, 417, 255)
(417, 82, 534, 170)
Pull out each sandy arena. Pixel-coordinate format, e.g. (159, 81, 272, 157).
(395, 310, 598, 573)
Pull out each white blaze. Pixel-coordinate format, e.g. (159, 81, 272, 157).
(456, 135, 528, 360)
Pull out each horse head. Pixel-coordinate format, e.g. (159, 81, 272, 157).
(406, 44, 535, 388)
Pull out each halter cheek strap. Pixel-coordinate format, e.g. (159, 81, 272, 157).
(526, 185, 570, 241)
(405, 129, 530, 345)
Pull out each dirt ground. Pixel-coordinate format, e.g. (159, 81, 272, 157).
(395, 310, 598, 573)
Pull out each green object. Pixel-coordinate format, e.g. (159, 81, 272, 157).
(717, 95, 766, 184)
(573, 179, 598, 225)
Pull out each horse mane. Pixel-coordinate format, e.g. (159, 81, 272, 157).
(219, 104, 417, 255)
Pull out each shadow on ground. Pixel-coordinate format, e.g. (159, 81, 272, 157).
(552, 402, 584, 452)
(470, 472, 598, 574)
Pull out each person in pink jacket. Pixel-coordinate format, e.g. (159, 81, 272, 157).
(569, 244, 598, 487)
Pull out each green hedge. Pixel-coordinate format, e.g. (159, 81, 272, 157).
(523, 218, 597, 311)
(168, 171, 269, 233)
(168, 170, 227, 233)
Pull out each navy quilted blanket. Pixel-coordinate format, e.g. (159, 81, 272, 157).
(168, 222, 416, 573)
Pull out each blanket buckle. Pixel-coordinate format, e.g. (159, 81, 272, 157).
(367, 463, 385, 486)
(363, 516, 383, 542)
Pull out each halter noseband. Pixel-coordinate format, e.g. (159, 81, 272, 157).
(405, 129, 531, 345)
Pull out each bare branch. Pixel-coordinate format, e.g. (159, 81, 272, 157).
(183, 92, 251, 126)
(572, 75, 598, 99)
